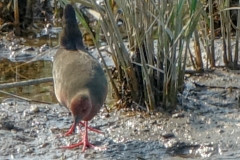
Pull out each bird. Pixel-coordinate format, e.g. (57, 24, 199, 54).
(52, 4, 108, 152)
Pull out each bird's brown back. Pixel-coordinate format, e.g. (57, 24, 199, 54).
(53, 49, 108, 120)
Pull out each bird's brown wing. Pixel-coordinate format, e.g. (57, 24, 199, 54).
(53, 49, 107, 109)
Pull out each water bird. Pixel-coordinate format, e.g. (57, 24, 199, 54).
(52, 4, 108, 152)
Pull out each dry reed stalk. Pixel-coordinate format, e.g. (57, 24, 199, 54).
(63, 0, 202, 110)
(234, 0, 240, 66)
(209, 0, 216, 67)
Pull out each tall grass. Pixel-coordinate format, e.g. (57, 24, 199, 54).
(198, 0, 239, 69)
(77, 0, 202, 111)
(218, 0, 240, 69)
(61, 0, 239, 111)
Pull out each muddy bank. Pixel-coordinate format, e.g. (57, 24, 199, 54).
(1, 68, 240, 159)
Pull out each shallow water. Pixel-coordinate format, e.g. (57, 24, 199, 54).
(0, 58, 55, 103)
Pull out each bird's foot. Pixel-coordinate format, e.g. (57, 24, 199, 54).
(61, 140, 95, 152)
(62, 130, 95, 152)
(61, 121, 103, 152)
(61, 141, 106, 152)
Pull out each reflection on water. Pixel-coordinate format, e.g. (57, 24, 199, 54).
(0, 57, 114, 105)
(0, 58, 56, 103)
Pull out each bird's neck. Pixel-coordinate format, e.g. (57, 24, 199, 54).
(60, 20, 85, 51)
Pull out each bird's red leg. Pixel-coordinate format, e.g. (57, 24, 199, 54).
(79, 121, 102, 134)
(57, 123, 77, 138)
(62, 121, 96, 152)
(81, 121, 95, 151)
(62, 121, 102, 137)
(64, 123, 76, 136)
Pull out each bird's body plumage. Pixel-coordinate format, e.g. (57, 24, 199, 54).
(52, 4, 107, 151)
(53, 49, 107, 121)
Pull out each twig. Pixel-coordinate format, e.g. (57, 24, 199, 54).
(0, 77, 53, 89)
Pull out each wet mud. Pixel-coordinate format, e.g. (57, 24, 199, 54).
(1, 67, 240, 159)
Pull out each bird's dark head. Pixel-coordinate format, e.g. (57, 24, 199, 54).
(70, 94, 92, 125)
(60, 4, 85, 50)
